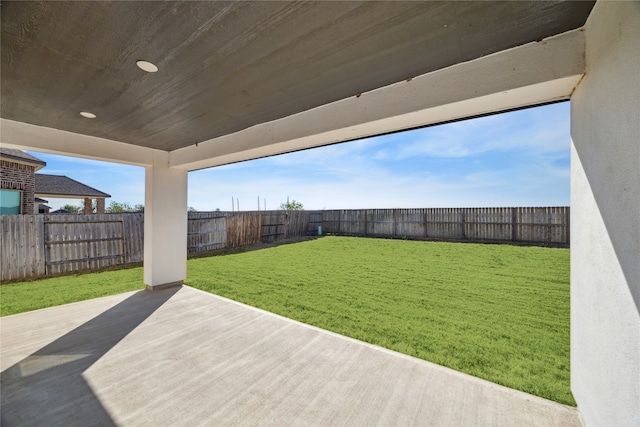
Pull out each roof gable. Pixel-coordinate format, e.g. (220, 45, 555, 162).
(35, 174, 110, 198)
(0, 148, 46, 170)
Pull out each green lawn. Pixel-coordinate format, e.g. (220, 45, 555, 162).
(0, 268, 144, 316)
(1, 236, 572, 405)
(186, 237, 573, 405)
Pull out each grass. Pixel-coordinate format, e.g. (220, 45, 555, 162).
(0, 268, 144, 316)
(1, 236, 572, 405)
(185, 236, 573, 405)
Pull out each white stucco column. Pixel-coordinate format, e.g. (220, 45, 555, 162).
(143, 151, 188, 290)
(570, 2, 639, 426)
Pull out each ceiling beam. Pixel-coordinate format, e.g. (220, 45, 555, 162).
(0, 119, 157, 167)
(170, 28, 585, 171)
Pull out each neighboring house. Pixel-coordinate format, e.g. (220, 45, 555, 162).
(35, 174, 110, 214)
(34, 197, 51, 214)
(0, 148, 110, 214)
(0, 148, 46, 214)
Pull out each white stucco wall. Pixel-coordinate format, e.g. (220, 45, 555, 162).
(570, 2, 640, 426)
(143, 151, 188, 288)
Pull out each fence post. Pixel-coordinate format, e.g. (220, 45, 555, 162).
(461, 209, 466, 239)
(119, 220, 126, 265)
(36, 215, 45, 277)
(424, 210, 428, 238)
(547, 207, 552, 244)
(393, 209, 397, 237)
(511, 208, 518, 242)
(285, 212, 290, 239)
(364, 210, 368, 236)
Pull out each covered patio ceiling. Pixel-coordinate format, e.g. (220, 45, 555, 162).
(2, 4, 638, 425)
(2, 1, 594, 156)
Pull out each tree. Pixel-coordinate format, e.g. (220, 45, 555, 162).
(279, 198, 304, 211)
(61, 204, 81, 213)
(106, 201, 134, 213)
(133, 204, 144, 212)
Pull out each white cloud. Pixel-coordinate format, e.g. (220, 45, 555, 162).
(27, 103, 571, 211)
(187, 149, 569, 211)
(373, 103, 570, 161)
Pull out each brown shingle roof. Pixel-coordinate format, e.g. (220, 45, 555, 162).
(35, 174, 110, 198)
(0, 148, 46, 169)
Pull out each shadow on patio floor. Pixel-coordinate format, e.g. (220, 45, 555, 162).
(1, 287, 179, 426)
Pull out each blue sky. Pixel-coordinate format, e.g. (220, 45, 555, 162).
(29, 102, 570, 211)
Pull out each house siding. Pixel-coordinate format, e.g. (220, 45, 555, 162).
(1, 159, 35, 214)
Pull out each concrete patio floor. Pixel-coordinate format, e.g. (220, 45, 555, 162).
(1, 285, 581, 426)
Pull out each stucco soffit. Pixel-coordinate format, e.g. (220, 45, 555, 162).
(170, 28, 585, 171)
(0, 119, 157, 167)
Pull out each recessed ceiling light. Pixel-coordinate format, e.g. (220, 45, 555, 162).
(136, 60, 158, 73)
(80, 111, 96, 119)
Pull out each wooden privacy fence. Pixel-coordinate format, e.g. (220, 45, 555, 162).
(321, 207, 569, 246)
(44, 218, 125, 275)
(260, 210, 322, 243)
(1, 213, 145, 281)
(186, 212, 264, 252)
(1, 211, 320, 281)
(186, 210, 320, 254)
(1, 207, 568, 282)
(187, 213, 227, 253)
